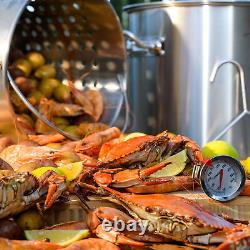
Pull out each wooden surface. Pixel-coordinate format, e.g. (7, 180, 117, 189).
(174, 190, 250, 221)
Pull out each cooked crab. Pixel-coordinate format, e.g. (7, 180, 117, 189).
(98, 131, 203, 169)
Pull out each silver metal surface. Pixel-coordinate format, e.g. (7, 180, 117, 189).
(209, 60, 250, 141)
(0, 0, 126, 140)
(125, 2, 250, 156)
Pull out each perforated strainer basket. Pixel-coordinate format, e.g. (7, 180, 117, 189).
(0, 0, 127, 140)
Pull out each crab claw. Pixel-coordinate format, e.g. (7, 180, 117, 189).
(96, 225, 145, 246)
(87, 207, 145, 247)
(38, 170, 67, 210)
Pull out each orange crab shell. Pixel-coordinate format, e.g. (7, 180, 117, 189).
(100, 135, 155, 163)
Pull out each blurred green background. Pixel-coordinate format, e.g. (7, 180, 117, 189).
(110, 0, 159, 27)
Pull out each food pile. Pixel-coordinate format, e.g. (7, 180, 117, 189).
(8, 50, 105, 138)
(0, 128, 250, 250)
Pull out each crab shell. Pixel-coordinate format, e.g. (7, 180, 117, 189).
(0, 171, 38, 219)
(98, 135, 167, 168)
(104, 187, 234, 242)
(98, 131, 203, 169)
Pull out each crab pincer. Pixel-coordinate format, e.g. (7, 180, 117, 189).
(37, 170, 67, 210)
(87, 207, 145, 247)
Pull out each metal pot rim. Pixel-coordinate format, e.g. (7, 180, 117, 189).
(124, 1, 250, 12)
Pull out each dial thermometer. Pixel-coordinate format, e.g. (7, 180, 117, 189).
(193, 155, 246, 202)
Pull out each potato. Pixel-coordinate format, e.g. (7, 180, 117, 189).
(8, 66, 25, 79)
(15, 209, 44, 230)
(26, 52, 45, 69)
(34, 64, 56, 79)
(14, 58, 32, 77)
(15, 77, 35, 95)
(0, 218, 23, 239)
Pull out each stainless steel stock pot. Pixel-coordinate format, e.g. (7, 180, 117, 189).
(125, 1, 250, 157)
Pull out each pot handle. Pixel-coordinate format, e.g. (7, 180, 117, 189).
(209, 60, 250, 141)
(123, 30, 165, 56)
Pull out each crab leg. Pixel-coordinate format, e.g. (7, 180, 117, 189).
(37, 170, 67, 210)
(215, 226, 250, 250)
(87, 207, 145, 246)
(94, 161, 171, 187)
(126, 176, 196, 194)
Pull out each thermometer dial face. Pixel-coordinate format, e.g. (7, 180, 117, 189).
(200, 155, 246, 201)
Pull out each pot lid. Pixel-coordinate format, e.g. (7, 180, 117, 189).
(124, 0, 250, 12)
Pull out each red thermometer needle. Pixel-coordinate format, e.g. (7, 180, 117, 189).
(219, 169, 224, 190)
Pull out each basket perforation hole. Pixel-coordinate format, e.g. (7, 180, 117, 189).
(68, 41, 79, 51)
(43, 41, 51, 50)
(35, 17, 42, 24)
(25, 17, 31, 24)
(25, 44, 31, 51)
(106, 61, 116, 71)
(49, 5, 57, 12)
(21, 31, 28, 38)
(61, 60, 70, 70)
(64, 30, 70, 37)
(58, 16, 64, 24)
(75, 61, 85, 70)
(92, 60, 99, 71)
(35, 44, 42, 51)
(73, 2, 80, 10)
(85, 40, 94, 50)
(101, 40, 110, 49)
(38, 5, 45, 12)
(49, 24, 56, 31)
(42, 31, 48, 38)
(90, 23, 99, 31)
(61, 4, 68, 11)
(31, 30, 37, 37)
(26, 5, 35, 13)
(69, 16, 76, 23)
(56, 41, 64, 50)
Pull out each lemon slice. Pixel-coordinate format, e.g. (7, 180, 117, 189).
(24, 229, 89, 247)
(150, 150, 188, 177)
(58, 162, 83, 182)
(124, 132, 146, 141)
(31, 166, 64, 179)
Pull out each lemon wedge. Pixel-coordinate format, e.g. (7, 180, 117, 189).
(31, 166, 64, 179)
(241, 157, 250, 175)
(24, 229, 89, 247)
(150, 150, 188, 177)
(58, 162, 83, 182)
(123, 132, 146, 141)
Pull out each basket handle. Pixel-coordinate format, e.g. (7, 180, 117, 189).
(209, 60, 250, 141)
